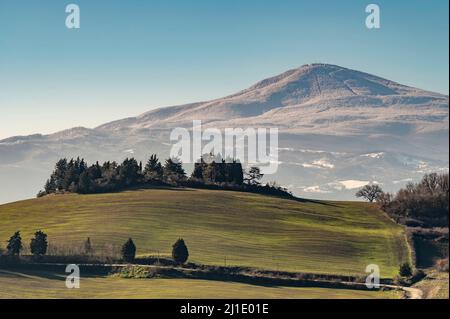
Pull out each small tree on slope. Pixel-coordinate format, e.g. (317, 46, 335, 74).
(7, 231, 23, 256)
(172, 238, 189, 264)
(355, 184, 383, 202)
(30, 230, 48, 257)
(121, 238, 136, 262)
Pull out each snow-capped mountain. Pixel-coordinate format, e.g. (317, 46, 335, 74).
(97, 63, 448, 134)
(0, 64, 448, 203)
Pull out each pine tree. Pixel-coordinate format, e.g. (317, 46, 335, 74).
(215, 160, 227, 183)
(202, 161, 216, 183)
(44, 176, 57, 194)
(77, 171, 93, 194)
(6, 231, 23, 256)
(144, 154, 163, 181)
(172, 238, 189, 264)
(63, 159, 78, 190)
(118, 158, 141, 187)
(232, 161, 244, 185)
(30, 230, 48, 257)
(87, 162, 102, 180)
(191, 158, 205, 180)
(53, 158, 68, 190)
(163, 158, 186, 184)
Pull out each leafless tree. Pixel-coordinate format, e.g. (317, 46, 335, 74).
(355, 184, 383, 202)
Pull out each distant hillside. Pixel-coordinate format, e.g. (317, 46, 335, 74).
(0, 188, 410, 277)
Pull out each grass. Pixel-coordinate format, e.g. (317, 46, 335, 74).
(0, 188, 410, 277)
(0, 270, 400, 299)
(413, 270, 449, 299)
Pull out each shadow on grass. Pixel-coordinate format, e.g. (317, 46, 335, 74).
(0, 266, 380, 293)
(109, 184, 342, 208)
(0, 269, 65, 281)
(290, 197, 341, 207)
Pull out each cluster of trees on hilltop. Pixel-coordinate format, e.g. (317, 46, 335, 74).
(39, 156, 185, 195)
(39, 155, 203, 195)
(356, 173, 449, 227)
(38, 153, 292, 198)
(191, 153, 244, 185)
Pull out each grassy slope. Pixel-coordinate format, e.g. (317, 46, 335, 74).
(0, 270, 400, 299)
(413, 270, 449, 299)
(0, 188, 409, 277)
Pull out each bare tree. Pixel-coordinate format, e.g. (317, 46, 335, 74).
(437, 173, 449, 193)
(420, 173, 439, 195)
(355, 184, 383, 202)
(376, 191, 392, 210)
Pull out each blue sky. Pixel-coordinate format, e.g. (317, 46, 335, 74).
(0, 0, 448, 139)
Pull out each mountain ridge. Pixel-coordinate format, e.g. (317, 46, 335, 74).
(1, 63, 448, 140)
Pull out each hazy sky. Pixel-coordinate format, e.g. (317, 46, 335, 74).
(0, 0, 448, 139)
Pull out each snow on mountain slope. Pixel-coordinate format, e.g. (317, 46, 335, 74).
(0, 63, 448, 203)
(96, 64, 448, 133)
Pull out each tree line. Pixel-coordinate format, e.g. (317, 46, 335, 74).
(38, 153, 291, 198)
(356, 172, 449, 227)
(2, 231, 189, 265)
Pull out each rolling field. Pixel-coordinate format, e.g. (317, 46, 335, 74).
(0, 188, 410, 277)
(0, 270, 400, 299)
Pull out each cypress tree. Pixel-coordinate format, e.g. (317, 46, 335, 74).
(172, 238, 189, 264)
(6, 231, 23, 256)
(30, 230, 48, 257)
(121, 238, 136, 262)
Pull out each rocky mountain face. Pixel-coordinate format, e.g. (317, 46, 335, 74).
(0, 64, 448, 203)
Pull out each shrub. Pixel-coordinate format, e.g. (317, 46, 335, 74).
(399, 262, 413, 277)
(30, 230, 48, 257)
(172, 238, 189, 264)
(411, 269, 426, 283)
(116, 266, 156, 278)
(121, 238, 136, 262)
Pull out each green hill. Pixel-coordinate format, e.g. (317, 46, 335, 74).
(0, 188, 410, 277)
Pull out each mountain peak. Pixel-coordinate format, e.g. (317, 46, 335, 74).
(246, 63, 397, 97)
(247, 63, 343, 91)
(96, 63, 447, 132)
